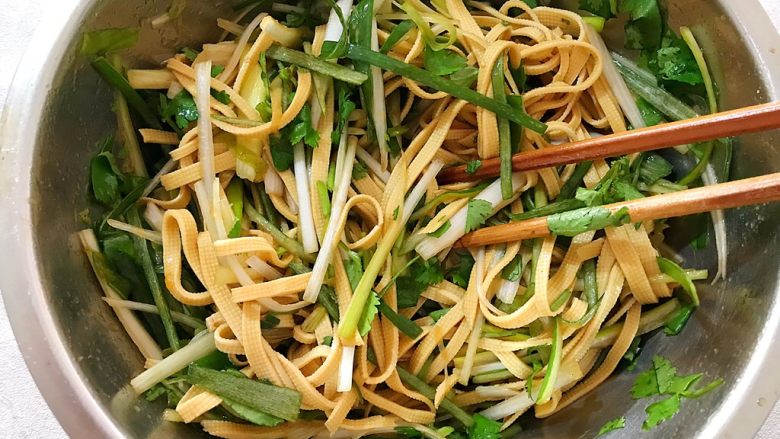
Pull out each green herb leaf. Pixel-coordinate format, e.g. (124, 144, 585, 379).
(683, 377, 723, 399)
(598, 416, 626, 436)
(501, 254, 523, 282)
(332, 82, 357, 145)
(182, 47, 199, 61)
(90, 147, 124, 206)
(664, 373, 702, 395)
(393, 206, 400, 220)
(269, 131, 294, 171)
(429, 307, 450, 322)
(468, 414, 501, 439)
(81, 28, 139, 56)
(352, 160, 369, 180)
(344, 248, 364, 291)
(357, 291, 380, 337)
(427, 220, 452, 238)
(424, 46, 468, 76)
(210, 65, 225, 77)
(621, 0, 663, 50)
(446, 250, 474, 288)
(226, 178, 244, 238)
(648, 31, 704, 86)
(639, 153, 673, 185)
(623, 337, 642, 371)
(289, 104, 320, 148)
(211, 89, 231, 105)
(636, 96, 665, 126)
(642, 395, 681, 430)
(652, 356, 678, 394)
(162, 90, 199, 130)
(261, 314, 280, 329)
(632, 368, 660, 399)
(465, 160, 482, 174)
(187, 365, 301, 421)
(465, 199, 493, 233)
(397, 258, 444, 308)
(547, 206, 631, 237)
(449, 66, 479, 88)
(579, 0, 614, 18)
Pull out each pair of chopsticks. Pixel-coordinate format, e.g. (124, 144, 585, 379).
(442, 101, 780, 248)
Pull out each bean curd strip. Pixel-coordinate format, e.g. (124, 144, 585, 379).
(81, 2, 722, 438)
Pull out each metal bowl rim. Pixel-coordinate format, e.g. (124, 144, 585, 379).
(0, 0, 778, 438)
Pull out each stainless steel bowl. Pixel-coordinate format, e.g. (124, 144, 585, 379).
(1, 0, 779, 437)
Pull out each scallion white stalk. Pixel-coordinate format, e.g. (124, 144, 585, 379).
(356, 145, 391, 183)
(337, 345, 355, 392)
(370, 17, 389, 166)
(303, 128, 356, 302)
(264, 167, 285, 196)
(324, 0, 354, 44)
(107, 219, 162, 244)
(102, 298, 205, 330)
(416, 173, 525, 259)
(246, 255, 282, 280)
(130, 331, 216, 394)
(402, 160, 444, 224)
(79, 230, 163, 361)
(585, 25, 645, 130)
(293, 142, 319, 253)
(144, 202, 164, 232)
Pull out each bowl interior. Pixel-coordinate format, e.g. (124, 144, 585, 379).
(23, 0, 780, 437)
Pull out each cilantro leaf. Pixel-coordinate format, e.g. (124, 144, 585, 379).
(632, 368, 659, 399)
(465, 160, 482, 174)
(289, 104, 319, 148)
(424, 46, 468, 76)
(211, 89, 230, 105)
(210, 65, 225, 77)
(357, 291, 380, 337)
(621, 0, 664, 50)
(636, 97, 665, 126)
(90, 147, 124, 206)
(269, 130, 294, 171)
(468, 414, 501, 439)
(598, 416, 626, 436)
(182, 47, 199, 62)
(449, 66, 479, 88)
(429, 307, 450, 322)
(396, 258, 444, 308)
(465, 199, 493, 233)
(446, 250, 474, 288)
(162, 90, 199, 130)
(652, 355, 678, 394)
(352, 160, 369, 180)
(332, 83, 356, 145)
(649, 31, 704, 86)
(547, 206, 631, 237)
(642, 395, 681, 430)
(343, 248, 364, 291)
(501, 254, 523, 282)
(664, 373, 702, 395)
(683, 377, 724, 399)
(579, 0, 614, 18)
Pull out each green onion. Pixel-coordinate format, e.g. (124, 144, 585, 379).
(395, 366, 473, 427)
(318, 285, 340, 323)
(550, 290, 572, 312)
(127, 207, 180, 351)
(663, 303, 695, 336)
(558, 161, 592, 200)
(91, 56, 161, 128)
(492, 59, 513, 200)
(507, 95, 525, 153)
(380, 20, 414, 54)
(187, 365, 301, 421)
(398, 1, 455, 51)
(582, 16, 606, 33)
(244, 202, 313, 262)
(345, 45, 547, 133)
(265, 45, 367, 85)
(657, 256, 699, 306)
(410, 181, 491, 222)
(535, 317, 561, 404)
(377, 299, 423, 339)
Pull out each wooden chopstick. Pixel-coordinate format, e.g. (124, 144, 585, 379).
(438, 101, 780, 184)
(457, 172, 780, 248)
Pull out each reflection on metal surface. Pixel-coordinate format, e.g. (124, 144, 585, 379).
(0, 0, 778, 438)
